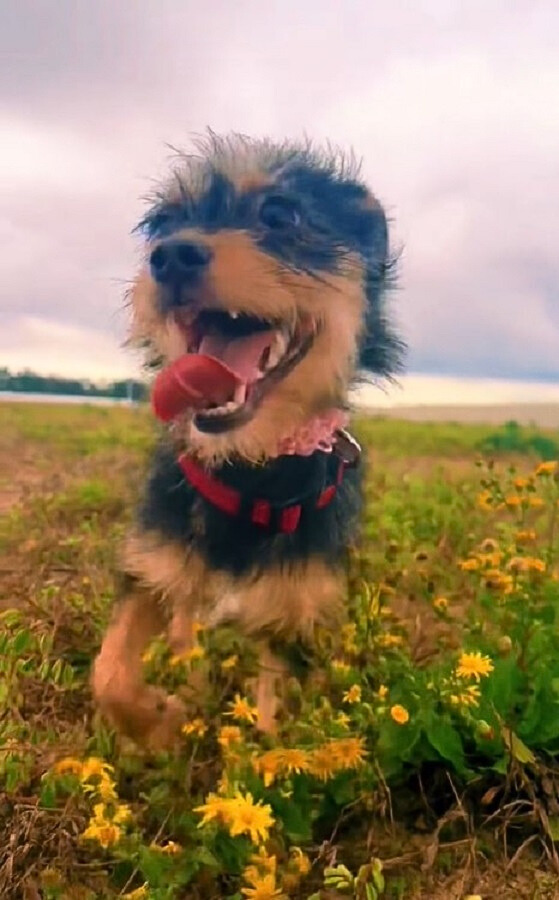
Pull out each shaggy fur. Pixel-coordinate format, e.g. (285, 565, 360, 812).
(92, 132, 404, 748)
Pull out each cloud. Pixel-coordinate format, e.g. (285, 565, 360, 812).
(1, 0, 558, 383)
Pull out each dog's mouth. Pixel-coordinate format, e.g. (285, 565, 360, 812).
(155, 308, 316, 433)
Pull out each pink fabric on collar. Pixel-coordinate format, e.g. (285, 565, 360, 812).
(275, 409, 349, 457)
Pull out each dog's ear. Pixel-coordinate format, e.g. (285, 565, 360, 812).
(349, 188, 405, 379)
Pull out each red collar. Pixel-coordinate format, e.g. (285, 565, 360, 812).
(177, 429, 360, 535)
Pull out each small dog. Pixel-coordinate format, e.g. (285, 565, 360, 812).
(92, 133, 403, 749)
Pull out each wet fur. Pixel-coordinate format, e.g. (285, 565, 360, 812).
(92, 132, 403, 747)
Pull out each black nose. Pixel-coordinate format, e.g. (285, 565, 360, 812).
(149, 240, 212, 285)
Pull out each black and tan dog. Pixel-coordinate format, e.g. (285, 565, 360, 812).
(92, 133, 403, 749)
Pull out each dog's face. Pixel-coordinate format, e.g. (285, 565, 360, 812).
(131, 135, 401, 461)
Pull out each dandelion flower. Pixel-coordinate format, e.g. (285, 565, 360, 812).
(82, 819, 122, 849)
(279, 748, 310, 775)
(53, 757, 83, 777)
(342, 684, 361, 704)
(390, 705, 410, 725)
(218, 725, 243, 749)
(241, 874, 286, 899)
(182, 717, 208, 738)
(307, 746, 338, 781)
(529, 496, 545, 508)
(378, 684, 389, 700)
(194, 792, 233, 828)
(227, 793, 275, 844)
(433, 597, 448, 611)
(226, 693, 258, 724)
(456, 651, 494, 682)
(505, 495, 522, 508)
(330, 736, 367, 769)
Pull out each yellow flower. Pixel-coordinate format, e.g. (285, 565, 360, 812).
(122, 886, 149, 900)
(483, 569, 514, 593)
(97, 775, 118, 803)
(53, 757, 83, 777)
(194, 792, 233, 828)
(218, 725, 243, 749)
(459, 558, 480, 571)
(329, 736, 367, 769)
(535, 460, 558, 476)
(341, 622, 358, 654)
(460, 685, 481, 707)
(378, 684, 389, 700)
(477, 551, 503, 567)
(342, 684, 361, 704)
(378, 633, 403, 648)
(505, 494, 522, 508)
(242, 873, 286, 899)
(456, 651, 494, 682)
(192, 620, 205, 636)
(221, 654, 238, 670)
(253, 750, 284, 787)
(390, 704, 410, 725)
(336, 711, 351, 729)
(307, 746, 338, 781)
(82, 819, 122, 849)
(248, 846, 277, 875)
(514, 477, 529, 490)
(227, 793, 275, 844)
(289, 846, 311, 876)
(226, 693, 258, 724)
(433, 597, 448, 611)
(182, 717, 208, 738)
(195, 792, 275, 845)
(331, 659, 351, 674)
(151, 840, 182, 854)
(170, 645, 205, 666)
(515, 529, 537, 544)
(279, 748, 310, 775)
(111, 803, 132, 825)
(529, 496, 545, 508)
(508, 556, 546, 574)
(141, 647, 155, 664)
(477, 490, 494, 511)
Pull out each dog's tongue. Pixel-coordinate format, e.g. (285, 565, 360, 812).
(151, 330, 275, 423)
(152, 355, 241, 422)
(199, 330, 274, 382)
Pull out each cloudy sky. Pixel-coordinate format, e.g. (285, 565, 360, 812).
(2, 0, 559, 397)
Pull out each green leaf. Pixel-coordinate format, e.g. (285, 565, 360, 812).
(502, 729, 536, 765)
(425, 717, 466, 772)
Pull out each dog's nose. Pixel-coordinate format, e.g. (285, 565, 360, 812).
(149, 240, 212, 286)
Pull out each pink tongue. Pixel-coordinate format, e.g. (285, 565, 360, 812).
(151, 354, 242, 423)
(199, 330, 275, 382)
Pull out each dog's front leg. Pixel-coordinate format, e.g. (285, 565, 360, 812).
(91, 580, 186, 751)
(254, 642, 288, 735)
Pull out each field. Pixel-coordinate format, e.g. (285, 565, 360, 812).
(1, 402, 559, 900)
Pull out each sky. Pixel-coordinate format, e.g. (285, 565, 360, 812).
(2, 0, 559, 402)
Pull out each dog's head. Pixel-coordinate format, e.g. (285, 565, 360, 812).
(130, 133, 403, 462)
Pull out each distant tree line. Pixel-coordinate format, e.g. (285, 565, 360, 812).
(0, 367, 148, 401)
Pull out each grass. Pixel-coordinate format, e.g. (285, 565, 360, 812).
(1, 402, 559, 899)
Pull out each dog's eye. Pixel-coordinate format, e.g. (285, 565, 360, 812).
(259, 196, 301, 230)
(144, 205, 187, 237)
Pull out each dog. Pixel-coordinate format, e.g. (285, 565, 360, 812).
(92, 132, 403, 749)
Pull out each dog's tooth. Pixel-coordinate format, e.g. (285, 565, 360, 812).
(266, 331, 288, 370)
(230, 311, 239, 319)
(234, 382, 247, 404)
